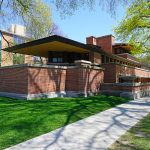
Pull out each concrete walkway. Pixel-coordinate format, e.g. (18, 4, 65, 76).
(6, 97, 150, 150)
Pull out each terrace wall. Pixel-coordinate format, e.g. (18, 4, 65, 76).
(102, 63, 150, 83)
(0, 64, 104, 99)
(0, 67, 28, 99)
(101, 83, 150, 99)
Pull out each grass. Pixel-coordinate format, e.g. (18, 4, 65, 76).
(0, 95, 130, 149)
(109, 113, 150, 150)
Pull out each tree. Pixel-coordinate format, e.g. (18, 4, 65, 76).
(53, 0, 131, 16)
(25, 0, 52, 40)
(49, 23, 65, 36)
(0, 0, 53, 40)
(114, 0, 150, 55)
(0, 0, 53, 65)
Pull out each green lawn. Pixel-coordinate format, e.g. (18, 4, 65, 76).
(0, 95, 130, 149)
(109, 113, 150, 150)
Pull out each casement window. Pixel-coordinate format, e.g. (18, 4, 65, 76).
(48, 51, 89, 63)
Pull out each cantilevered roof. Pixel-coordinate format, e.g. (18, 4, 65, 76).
(113, 43, 133, 51)
(3, 35, 142, 66)
(3, 35, 100, 57)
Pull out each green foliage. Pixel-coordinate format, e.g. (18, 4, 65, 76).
(13, 53, 25, 65)
(25, 0, 52, 39)
(114, 0, 150, 55)
(0, 0, 52, 40)
(0, 95, 130, 149)
(53, 0, 131, 16)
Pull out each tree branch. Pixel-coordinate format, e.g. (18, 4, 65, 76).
(0, 0, 3, 11)
(0, 30, 10, 47)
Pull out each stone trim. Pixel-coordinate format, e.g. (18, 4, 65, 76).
(0, 91, 95, 100)
(0, 91, 67, 100)
(101, 90, 150, 99)
(0, 92, 27, 100)
(102, 83, 150, 87)
(0, 63, 104, 70)
(0, 90, 99, 100)
(104, 62, 150, 72)
(115, 83, 150, 87)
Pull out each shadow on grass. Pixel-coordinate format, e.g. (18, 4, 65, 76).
(0, 95, 131, 149)
(109, 113, 150, 150)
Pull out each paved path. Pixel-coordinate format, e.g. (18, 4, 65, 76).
(6, 97, 150, 150)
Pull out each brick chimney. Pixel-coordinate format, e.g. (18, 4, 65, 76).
(86, 35, 115, 54)
(86, 36, 97, 45)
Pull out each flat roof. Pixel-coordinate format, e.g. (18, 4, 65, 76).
(2, 34, 145, 66)
(3, 35, 104, 57)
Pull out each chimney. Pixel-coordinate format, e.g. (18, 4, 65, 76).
(86, 36, 97, 45)
(86, 35, 115, 54)
(96, 35, 115, 54)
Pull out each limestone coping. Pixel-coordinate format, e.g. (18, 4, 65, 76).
(102, 82, 150, 87)
(0, 63, 104, 70)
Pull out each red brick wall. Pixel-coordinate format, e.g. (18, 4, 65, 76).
(102, 64, 117, 83)
(28, 67, 66, 94)
(0, 65, 149, 98)
(0, 66, 103, 96)
(28, 67, 104, 94)
(86, 35, 115, 54)
(66, 68, 78, 91)
(81, 68, 104, 93)
(116, 64, 150, 79)
(86, 36, 97, 45)
(75, 68, 104, 93)
(0, 67, 28, 94)
(89, 52, 101, 64)
(102, 63, 150, 83)
(96, 35, 115, 54)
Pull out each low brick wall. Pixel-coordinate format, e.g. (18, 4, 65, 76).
(102, 63, 150, 83)
(66, 68, 104, 96)
(101, 83, 150, 99)
(0, 67, 28, 94)
(28, 67, 66, 94)
(0, 64, 104, 99)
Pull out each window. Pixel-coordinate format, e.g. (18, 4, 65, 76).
(52, 58, 58, 63)
(106, 57, 109, 63)
(48, 52, 89, 63)
(101, 55, 105, 63)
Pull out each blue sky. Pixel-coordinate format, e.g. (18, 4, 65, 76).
(0, 1, 126, 44)
(51, 3, 126, 43)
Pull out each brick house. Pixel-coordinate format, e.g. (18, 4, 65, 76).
(0, 30, 150, 99)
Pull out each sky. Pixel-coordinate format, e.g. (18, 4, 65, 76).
(0, 1, 127, 44)
(50, 3, 126, 43)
